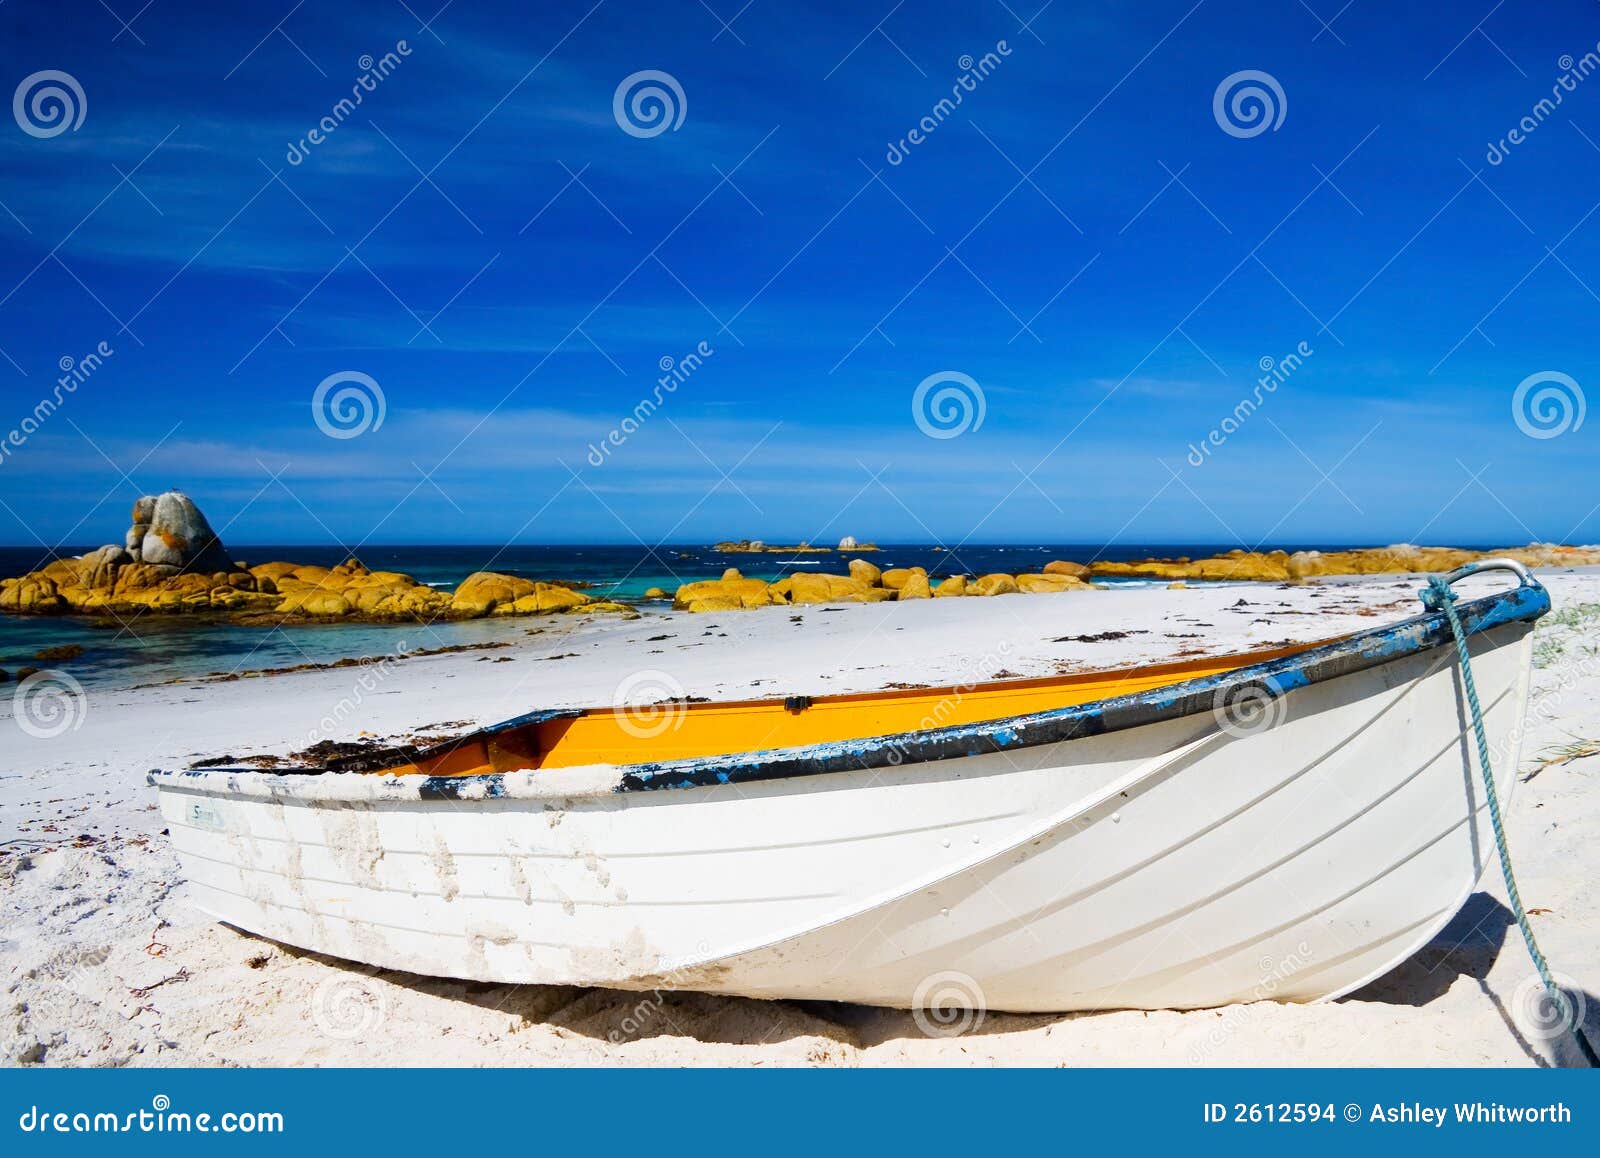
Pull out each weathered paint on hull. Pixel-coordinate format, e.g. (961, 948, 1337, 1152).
(151, 603, 1538, 1012)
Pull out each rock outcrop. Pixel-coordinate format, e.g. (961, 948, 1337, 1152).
(0, 492, 633, 624)
(847, 558, 882, 586)
(1088, 543, 1600, 583)
(662, 540, 1600, 613)
(670, 558, 1087, 612)
(1043, 559, 1091, 579)
(1016, 572, 1090, 594)
(132, 492, 236, 572)
(973, 573, 1021, 597)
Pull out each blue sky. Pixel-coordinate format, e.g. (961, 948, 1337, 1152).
(0, 0, 1597, 547)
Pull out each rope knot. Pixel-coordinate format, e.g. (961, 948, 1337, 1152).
(1419, 575, 1459, 613)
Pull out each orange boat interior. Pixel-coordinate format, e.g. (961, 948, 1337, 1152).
(369, 637, 1337, 778)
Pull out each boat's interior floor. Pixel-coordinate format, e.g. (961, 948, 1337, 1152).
(360, 636, 1341, 778)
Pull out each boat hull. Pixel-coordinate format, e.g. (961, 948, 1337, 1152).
(152, 616, 1537, 1013)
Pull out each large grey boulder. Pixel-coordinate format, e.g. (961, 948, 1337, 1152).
(133, 492, 238, 573)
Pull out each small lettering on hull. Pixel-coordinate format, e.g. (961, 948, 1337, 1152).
(188, 802, 225, 831)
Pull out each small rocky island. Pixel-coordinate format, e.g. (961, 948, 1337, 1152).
(712, 536, 880, 553)
(0, 492, 633, 624)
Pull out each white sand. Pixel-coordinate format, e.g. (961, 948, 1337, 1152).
(3, 570, 1598, 1067)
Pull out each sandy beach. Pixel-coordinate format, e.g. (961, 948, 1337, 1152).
(4, 571, 1598, 1067)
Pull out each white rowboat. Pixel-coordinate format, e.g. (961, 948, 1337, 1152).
(150, 561, 1547, 1013)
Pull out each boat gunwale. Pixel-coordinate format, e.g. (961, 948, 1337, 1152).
(312, 638, 1337, 775)
(146, 580, 1549, 804)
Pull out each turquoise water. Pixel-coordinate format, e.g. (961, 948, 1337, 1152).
(1, 542, 1484, 690)
(0, 612, 543, 691)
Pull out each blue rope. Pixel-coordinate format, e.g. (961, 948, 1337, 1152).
(1422, 576, 1598, 1067)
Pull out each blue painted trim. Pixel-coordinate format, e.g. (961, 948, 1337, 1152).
(613, 580, 1549, 793)
(156, 582, 1548, 798)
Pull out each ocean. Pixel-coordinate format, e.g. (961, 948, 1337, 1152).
(0, 542, 1478, 690)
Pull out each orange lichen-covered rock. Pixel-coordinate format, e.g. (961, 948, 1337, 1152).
(785, 573, 892, 605)
(0, 508, 623, 622)
(684, 595, 744, 613)
(277, 589, 355, 617)
(1084, 543, 1600, 583)
(451, 571, 539, 614)
(847, 558, 883, 586)
(1016, 573, 1089, 594)
(898, 572, 932, 599)
(879, 567, 927, 591)
(674, 578, 776, 610)
(973, 573, 1020, 596)
(1043, 559, 1091, 579)
(509, 584, 593, 615)
(0, 575, 67, 613)
(1091, 550, 1292, 582)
